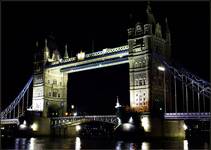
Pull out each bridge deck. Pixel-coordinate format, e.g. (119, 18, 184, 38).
(165, 112, 211, 120)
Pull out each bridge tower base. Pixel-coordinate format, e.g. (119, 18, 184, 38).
(142, 115, 185, 138)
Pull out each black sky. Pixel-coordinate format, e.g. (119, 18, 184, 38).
(2, 1, 210, 113)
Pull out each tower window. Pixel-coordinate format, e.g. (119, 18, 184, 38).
(53, 80, 57, 85)
(48, 80, 50, 84)
(139, 79, 142, 86)
(58, 93, 60, 98)
(49, 92, 51, 97)
(53, 92, 57, 97)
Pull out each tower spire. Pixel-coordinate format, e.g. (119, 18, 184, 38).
(63, 44, 69, 59)
(44, 38, 50, 62)
(146, 1, 152, 14)
(165, 17, 170, 33)
(146, 1, 156, 25)
(165, 17, 171, 45)
(36, 41, 39, 48)
(115, 96, 121, 108)
(45, 38, 48, 48)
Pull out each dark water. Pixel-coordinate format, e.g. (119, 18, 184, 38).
(1, 136, 210, 149)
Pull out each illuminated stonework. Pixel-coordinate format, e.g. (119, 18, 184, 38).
(32, 3, 171, 115)
(77, 51, 85, 61)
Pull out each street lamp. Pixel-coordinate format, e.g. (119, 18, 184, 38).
(157, 66, 166, 113)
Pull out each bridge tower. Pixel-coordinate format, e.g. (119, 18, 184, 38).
(128, 2, 171, 114)
(32, 39, 68, 117)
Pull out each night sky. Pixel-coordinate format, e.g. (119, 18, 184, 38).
(2, 1, 210, 114)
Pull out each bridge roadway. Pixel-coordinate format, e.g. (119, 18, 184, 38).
(47, 45, 129, 73)
(0, 119, 20, 125)
(165, 112, 211, 120)
(51, 115, 118, 127)
(1, 113, 210, 126)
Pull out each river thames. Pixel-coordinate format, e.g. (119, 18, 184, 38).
(1, 136, 210, 149)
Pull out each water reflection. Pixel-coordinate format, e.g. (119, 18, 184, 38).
(141, 142, 150, 150)
(183, 140, 188, 150)
(2, 137, 209, 149)
(115, 140, 149, 150)
(75, 137, 81, 150)
(29, 138, 36, 150)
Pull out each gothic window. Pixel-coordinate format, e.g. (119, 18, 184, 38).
(53, 80, 57, 85)
(143, 79, 146, 85)
(135, 79, 139, 86)
(58, 93, 60, 98)
(49, 92, 51, 97)
(139, 79, 142, 86)
(53, 92, 57, 97)
(60, 82, 62, 86)
(48, 80, 50, 84)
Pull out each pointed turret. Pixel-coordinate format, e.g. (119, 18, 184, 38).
(52, 49, 61, 61)
(155, 22, 162, 38)
(146, 1, 156, 25)
(115, 96, 122, 108)
(63, 44, 69, 59)
(165, 17, 171, 46)
(165, 17, 171, 62)
(44, 38, 50, 63)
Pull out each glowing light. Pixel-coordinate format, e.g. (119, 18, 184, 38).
(115, 141, 123, 150)
(76, 125, 81, 131)
(1, 127, 5, 130)
(19, 120, 27, 129)
(103, 48, 107, 53)
(74, 112, 77, 116)
(183, 140, 188, 150)
(29, 138, 35, 150)
(157, 66, 165, 72)
(77, 51, 85, 61)
(141, 116, 150, 132)
(71, 105, 74, 109)
(122, 123, 133, 131)
(75, 137, 81, 150)
(128, 117, 133, 124)
(183, 123, 188, 130)
(141, 142, 150, 150)
(65, 112, 68, 116)
(30, 123, 38, 131)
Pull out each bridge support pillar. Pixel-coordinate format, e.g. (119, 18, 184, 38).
(31, 117, 51, 136)
(141, 115, 185, 138)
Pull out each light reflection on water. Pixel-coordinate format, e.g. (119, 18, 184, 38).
(1, 137, 209, 149)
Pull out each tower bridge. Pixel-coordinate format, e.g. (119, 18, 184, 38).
(1, 2, 210, 138)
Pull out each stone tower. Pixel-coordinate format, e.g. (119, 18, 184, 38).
(32, 39, 68, 117)
(128, 2, 171, 114)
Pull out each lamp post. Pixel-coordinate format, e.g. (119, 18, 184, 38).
(158, 66, 166, 113)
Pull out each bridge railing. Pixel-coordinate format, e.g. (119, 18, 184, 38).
(50, 45, 129, 66)
(152, 51, 211, 113)
(51, 115, 118, 127)
(165, 112, 211, 120)
(0, 76, 33, 119)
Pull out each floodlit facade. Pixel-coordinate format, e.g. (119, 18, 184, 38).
(32, 2, 171, 116)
